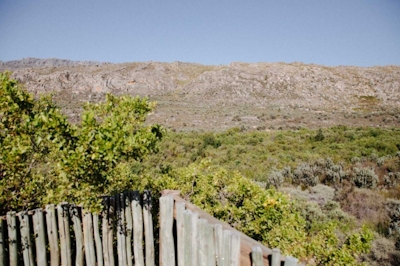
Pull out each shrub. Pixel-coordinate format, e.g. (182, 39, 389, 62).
(267, 170, 284, 188)
(340, 188, 389, 233)
(0, 73, 163, 212)
(314, 128, 325, 142)
(386, 199, 400, 235)
(360, 235, 400, 266)
(384, 172, 400, 188)
(352, 167, 379, 189)
(293, 163, 320, 187)
(323, 159, 349, 187)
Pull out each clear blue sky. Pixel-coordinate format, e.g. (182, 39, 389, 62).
(1, 0, 399, 66)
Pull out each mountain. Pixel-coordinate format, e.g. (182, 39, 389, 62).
(2, 58, 400, 131)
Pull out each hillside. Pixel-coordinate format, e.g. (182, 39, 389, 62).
(2, 58, 400, 130)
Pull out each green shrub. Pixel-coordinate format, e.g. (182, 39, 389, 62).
(0, 72, 163, 212)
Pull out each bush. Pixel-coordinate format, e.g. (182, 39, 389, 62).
(340, 188, 389, 233)
(267, 169, 284, 188)
(352, 167, 379, 189)
(120, 160, 373, 265)
(293, 163, 321, 187)
(0, 72, 163, 212)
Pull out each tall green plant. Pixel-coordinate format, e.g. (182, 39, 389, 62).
(0, 72, 163, 212)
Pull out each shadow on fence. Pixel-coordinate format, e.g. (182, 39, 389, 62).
(0, 190, 300, 266)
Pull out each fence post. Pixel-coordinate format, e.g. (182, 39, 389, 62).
(271, 248, 281, 266)
(19, 211, 34, 266)
(284, 256, 298, 266)
(57, 204, 72, 266)
(124, 192, 133, 266)
(143, 190, 155, 266)
(183, 210, 193, 266)
(83, 212, 96, 266)
(116, 193, 127, 266)
(33, 209, 48, 266)
(0, 218, 4, 266)
(93, 213, 104, 266)
(159, 194, 175, 266)
(223, 230, 232, 266)
(71, 206, 84, 266)
(191, 212, 199, 266)
(251, 246, 263, 266)
(46, 204, 60, 266)
(204, 221, 216, 266)
(6, 212, 17, 266)
(132, 191, 144, 266)
(198, 218, 208, 266)
(214, 224, 224, 266)
(230, 234, 241, 266)
(176, 202, 185, 266)
(108, 196, 116, 266)
(102, 197, 111, 266)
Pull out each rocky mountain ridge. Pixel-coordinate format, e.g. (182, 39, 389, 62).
(2, 58, 400, 131)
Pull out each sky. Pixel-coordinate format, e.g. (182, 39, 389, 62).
(0, 0, 399, 67)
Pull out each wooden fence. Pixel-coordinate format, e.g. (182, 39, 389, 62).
(0, 190, 300, 266)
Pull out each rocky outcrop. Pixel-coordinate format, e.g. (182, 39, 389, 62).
(2, 58, 400, 130)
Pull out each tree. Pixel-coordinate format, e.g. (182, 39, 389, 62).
(0, 72, 163, 212)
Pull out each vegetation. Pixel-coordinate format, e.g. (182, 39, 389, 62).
(3, 73, 400, 264)
(0, 72, 163, 211)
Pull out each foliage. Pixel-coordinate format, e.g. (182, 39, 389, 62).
(0, 72, 163, 212)
(0, 74, 386, 264)
(351, 167, 378, 189)
(145, 125, 400, 184)
(125, 160, 373, 265)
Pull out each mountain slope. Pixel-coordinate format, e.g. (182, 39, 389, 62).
(3, 59, 400, 130)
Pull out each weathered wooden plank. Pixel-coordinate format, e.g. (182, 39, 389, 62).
(93, 213, 104, 266)
(83, 212, 96, 266)
(33, 209, 48, 266)
(284, 256, 298, 266)
(191, 212, 199, 266)
(271, 248, 281, 266)
(0, 218, 5, 266)
(214, 224, 224, 266)
(102, 197, 110, 266)
(132, 190, 144, 266)
(116, 194, 127, 266)
(46, 204, 60, 266)
(19, 211, 34, 266)
(197, 218, 208, 266)
(6, 212, 18, 266)
(107, 196, 115, 266)
(230, 233, 241, 266)
(57, 204, 72, 266)
(143, 190, 155, 266)
(71, 206, 84, 266)
(163, 190, 278, 266)
(223, 230, 232, 266)
(183, 210, 193, 266)
(251, 246, 263, 266)
(159, 194, 175, 266)
(204, 221, 215, 266)
(124, 192, 133, 266)
(175, 201, 185, 266)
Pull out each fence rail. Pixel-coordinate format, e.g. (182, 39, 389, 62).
(0, 190, 300, 266)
